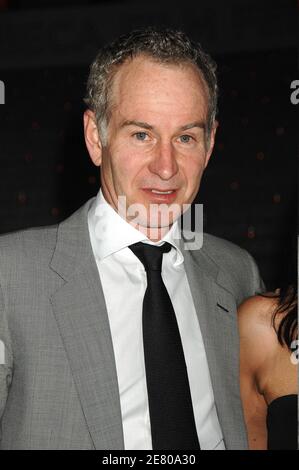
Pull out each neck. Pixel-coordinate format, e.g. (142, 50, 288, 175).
(134, 223, 172, 242)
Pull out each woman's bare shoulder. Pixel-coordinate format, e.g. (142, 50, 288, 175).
(238, 293, 298, 402)
(238, 294, 279, 330)
(238, 294, 280, 363)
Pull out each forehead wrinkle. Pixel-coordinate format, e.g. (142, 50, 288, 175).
(112, 57, 208, 105)
(109, 60, 210, 134)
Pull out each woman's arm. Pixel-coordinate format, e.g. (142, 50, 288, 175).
(238, 296, 278, 449)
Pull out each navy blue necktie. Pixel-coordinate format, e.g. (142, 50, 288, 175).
(129, 241, 200, 450)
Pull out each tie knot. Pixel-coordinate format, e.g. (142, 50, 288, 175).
(129, 241, 172, 272)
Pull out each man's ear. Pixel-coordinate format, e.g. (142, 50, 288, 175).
(204, 120, 218, 169)
(83, 109, 102, 167)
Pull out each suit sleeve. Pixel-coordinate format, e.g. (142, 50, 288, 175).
(0, 277, 13, 437)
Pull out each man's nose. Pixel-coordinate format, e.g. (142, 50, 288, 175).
(148, 142, 179, 180)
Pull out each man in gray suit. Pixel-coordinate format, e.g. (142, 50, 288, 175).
(0, 28, 263, 450)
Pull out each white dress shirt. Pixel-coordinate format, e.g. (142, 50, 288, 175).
(88, 189, 225, 450)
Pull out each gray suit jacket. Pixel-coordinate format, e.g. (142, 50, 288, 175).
(0, 197, 264, 450)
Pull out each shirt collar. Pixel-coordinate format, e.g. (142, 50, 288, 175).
(88, 189, 184, 266)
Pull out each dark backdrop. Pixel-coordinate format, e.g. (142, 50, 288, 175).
(0, 0, 297, 289)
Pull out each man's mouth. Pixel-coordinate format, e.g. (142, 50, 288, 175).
(150, 189, 174, 194)
(141, 188, 178, 202)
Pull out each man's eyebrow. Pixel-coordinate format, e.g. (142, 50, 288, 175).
(120, 120, 206, 132)
(179, 121, 206, 131)
(120, 120, 154, 130)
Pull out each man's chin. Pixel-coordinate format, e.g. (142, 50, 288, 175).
(131, 212, 180, 228)
(132, 223, 173, 241)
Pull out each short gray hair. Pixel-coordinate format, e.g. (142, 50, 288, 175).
(84, 27, 218, 145)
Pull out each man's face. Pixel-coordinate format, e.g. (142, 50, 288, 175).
(85, 55, 217, 239)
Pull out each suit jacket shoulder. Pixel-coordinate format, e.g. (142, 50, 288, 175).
(181, 230, 265, 306)
(0, 224, 58, 262)
(0, 198, 93, 280)
(202, 232, 260, 280)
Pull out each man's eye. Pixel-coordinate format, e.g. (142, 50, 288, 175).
(134, 132, 148, 141)
(179, 135, 193, 143)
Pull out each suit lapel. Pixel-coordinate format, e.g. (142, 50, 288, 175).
(181, 236, 248, 449)
(49, 199, 124, 450)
